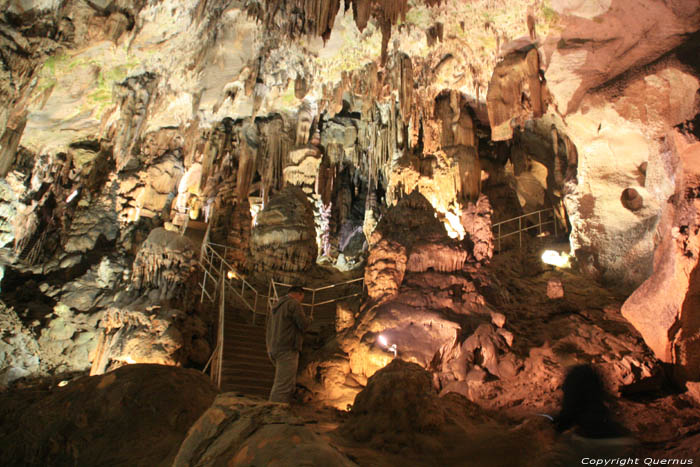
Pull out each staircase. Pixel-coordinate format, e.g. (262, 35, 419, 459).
(220, 320, 274, 397)
(199, 238, 364, 395)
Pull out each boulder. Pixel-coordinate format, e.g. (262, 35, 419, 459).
(173, 394, 356, 466)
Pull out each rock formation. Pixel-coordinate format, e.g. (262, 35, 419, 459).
(622, 132, 700, 382)
(250, 185, 317, 277)
(174, 393, 356, 466)
(131, 227, 197, 300)
(0, 0, 699, 462)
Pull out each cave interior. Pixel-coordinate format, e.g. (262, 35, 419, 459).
(1, 0, 700, 465)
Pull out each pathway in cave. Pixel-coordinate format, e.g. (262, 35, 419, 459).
(220, 321, 274, 397)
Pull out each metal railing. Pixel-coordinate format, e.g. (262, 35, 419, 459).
(200, 241, 269, 322)
(491, 207, 566, 252)
(269, 277, 364, 320)
(198, 232, 365, 386)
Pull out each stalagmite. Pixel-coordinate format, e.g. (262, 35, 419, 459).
(399, 54, 413, 122)
(295, 103, 313, 146)
(236, 126, 259, 202)
(451, 145, 481, 203)
(250, 185, 317, 277)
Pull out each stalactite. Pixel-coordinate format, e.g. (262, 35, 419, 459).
(351, 0, 371, 31)
(453, 145, 481, 204)
(399, 53, 413, 123)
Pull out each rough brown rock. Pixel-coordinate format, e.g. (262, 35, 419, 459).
(487, 45, 544, 141)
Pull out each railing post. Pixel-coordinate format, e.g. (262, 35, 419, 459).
(518, 217, 522, 248)
(554, 208, 558, 237)
(253, 293, 258, 325)
(538, 210, 542, 235)
(200, 272, 206, 303)
(311, 289, 316, 319)
(217, 273, 225, 389)
(267, 281, 272, 313)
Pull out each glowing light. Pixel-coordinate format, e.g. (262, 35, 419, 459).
(541, 250, 571, 268)
(227, 270, 239, 280)
(377, 334, 397, 358)
(57, 380, 69, 387)
(125, 356, 136, 364)
(65, 189, 79, 203)
(250, 201, 262, 226)
(443, 209, 466, 240)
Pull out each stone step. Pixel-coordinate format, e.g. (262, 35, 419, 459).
(220, 384, 270, 397)
(220, 373, 275, 387)
(221, 362, 274, 374)
(221, 370, 274, 383)
(223, 340, 267, 351)
(223, 333, 267, 345)
(222, 352, 270, 365)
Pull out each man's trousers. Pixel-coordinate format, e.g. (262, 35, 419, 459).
(268, 350, 299, 403)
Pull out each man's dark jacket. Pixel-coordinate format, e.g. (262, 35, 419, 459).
(266, 295, 311, 358)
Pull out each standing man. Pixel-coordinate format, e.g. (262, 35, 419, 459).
(266, 286, 311, 403)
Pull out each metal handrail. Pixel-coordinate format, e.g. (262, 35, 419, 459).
(198, 234, 364, 385)
(492, 207, 566, 252)
(269, 277, 364, 319)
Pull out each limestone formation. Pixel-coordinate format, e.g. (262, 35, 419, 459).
(487, 45, 544, 141)
(131, 227, 197, 299)
(250, 185, 317, 276)
(0, 1, 699, 461)
(0, 364, 217, 467)
(622, 133, 700, 381)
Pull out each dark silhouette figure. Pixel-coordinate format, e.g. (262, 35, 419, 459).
(535, 364, 639, 466)
(555, 364, 629, 438)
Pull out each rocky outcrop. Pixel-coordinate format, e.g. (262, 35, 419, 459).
(558, 58, 699, 289)
(0, 364, 217, 467)
(250, 185, 317, 276)
(622, 132, 700, 381)
(62, 190, 120, 255)
(174, 394, 356, 467)
(116, 152, 183, 222)
(341, 359, 446, 444)
(543, 0, 700, 115)
(339, 359, 551, 464)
